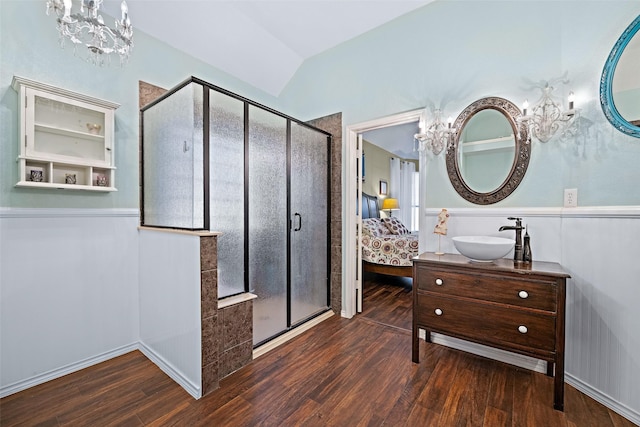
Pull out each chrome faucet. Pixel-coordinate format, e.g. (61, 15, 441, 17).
(499, 217, 524, 262)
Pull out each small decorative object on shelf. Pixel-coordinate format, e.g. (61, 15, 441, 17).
(11, 75, 119, 192)
(30, 169, 44, 182)
(86, 123, 102, 135)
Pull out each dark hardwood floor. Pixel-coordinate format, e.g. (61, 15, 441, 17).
(1, 273, 637, 426)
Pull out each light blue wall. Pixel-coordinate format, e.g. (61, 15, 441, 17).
(3, 1, 639, 209)
(0, 0, 283, 209)
(279, 1, 640, 207)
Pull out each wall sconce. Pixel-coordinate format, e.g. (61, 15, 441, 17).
(519, 83, 579, 143)
(414, 108, 456, 155)
(381, 198, 399, 217)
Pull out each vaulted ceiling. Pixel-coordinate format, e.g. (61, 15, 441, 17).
(103, 0, 434, 96)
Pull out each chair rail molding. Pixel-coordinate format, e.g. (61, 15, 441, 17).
(0, 207, 140, 218)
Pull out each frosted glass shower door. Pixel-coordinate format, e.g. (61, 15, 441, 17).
(209, 90, 245, 297)
(249, 106, 288, 345)
(290, 123, 330, 325)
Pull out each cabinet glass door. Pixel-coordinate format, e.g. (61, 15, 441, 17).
(290, 123, 330, 325)
(29, 90, 109, 163)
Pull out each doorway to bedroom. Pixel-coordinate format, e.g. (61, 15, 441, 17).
(346, 109, 423, 318)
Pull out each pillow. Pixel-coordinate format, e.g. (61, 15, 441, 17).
(382, 217, 410, 235)
(362, 218, 391, 237)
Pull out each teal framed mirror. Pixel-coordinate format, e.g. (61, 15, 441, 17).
(600, 14, 640, 138)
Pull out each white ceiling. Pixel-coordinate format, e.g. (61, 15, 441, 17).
(362, 121, 420, 160)
(103, 0, 434, 96)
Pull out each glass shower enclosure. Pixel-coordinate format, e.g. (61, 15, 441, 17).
(141, 77, 331, 346)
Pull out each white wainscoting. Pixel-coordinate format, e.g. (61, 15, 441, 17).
(138, 229, 202, 399)
(0, 208, 140, 398)
(422, 206, 640, 424)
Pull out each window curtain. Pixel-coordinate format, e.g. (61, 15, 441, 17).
(389, 158, 415, 229)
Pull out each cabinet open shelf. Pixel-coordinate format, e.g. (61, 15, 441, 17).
(18, 159, 116, 191)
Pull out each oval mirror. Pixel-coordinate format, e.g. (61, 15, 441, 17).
(600, 15, 640, 137)
(446, 97, 530, 205)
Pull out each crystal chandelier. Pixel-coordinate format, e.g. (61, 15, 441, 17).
(519, 83, 578, 143)
(414, 108, 456, 155)
(46, 0, 133, 66)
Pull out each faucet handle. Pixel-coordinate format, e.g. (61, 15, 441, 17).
(507, 217, 523, 226)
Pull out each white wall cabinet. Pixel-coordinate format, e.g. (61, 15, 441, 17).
(11, 76, 120, 192)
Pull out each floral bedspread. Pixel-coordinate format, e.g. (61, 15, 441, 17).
(361, 217, 419, 266)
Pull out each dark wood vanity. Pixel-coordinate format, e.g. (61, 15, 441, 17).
(412, 252, 570, 410)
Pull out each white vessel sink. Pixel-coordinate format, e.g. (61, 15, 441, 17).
(452, 236, 515, 262)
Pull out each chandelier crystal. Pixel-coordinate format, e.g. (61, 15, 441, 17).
(414, 109, 456, 156)
(519, 83, 578, 143)
(46, 0, 133, 66)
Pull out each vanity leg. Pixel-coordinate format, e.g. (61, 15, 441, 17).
(546, 361, 554, 377)
(554, 278, 566, 411)
(425, 329, 432, 343)
(412, 325, 419, 363)
(554, 356, 565, 411)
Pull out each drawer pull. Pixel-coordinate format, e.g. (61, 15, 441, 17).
(519, 290, 529, 299)
(435, 308, 443, 316)
(435, 278, 443, 286)
(518, 325, 528, 334)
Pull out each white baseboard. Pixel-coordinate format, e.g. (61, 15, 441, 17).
(1, 341, 202, 401)
(138, 342, 201, 400)
(0, 343, 137, 398)
(565, 373, 640, 426)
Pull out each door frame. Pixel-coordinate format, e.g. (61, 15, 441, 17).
(344, 108, 423, 318)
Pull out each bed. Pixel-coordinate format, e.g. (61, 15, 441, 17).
(360, 192, 418, 277)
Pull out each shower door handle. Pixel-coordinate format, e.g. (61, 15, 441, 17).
(293, 213, 302, 231)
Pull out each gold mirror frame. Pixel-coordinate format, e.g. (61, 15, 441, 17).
(445, 97, 530, 205)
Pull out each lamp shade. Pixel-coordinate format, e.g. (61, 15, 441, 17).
(381, 198, 399, 210)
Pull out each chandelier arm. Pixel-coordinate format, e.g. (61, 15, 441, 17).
(46, 0, 133, 66)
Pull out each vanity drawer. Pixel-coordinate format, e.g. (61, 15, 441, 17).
(415, 293, 556, 352)
(415, 267, 556, 312)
